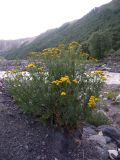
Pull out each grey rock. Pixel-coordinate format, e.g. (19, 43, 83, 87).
(106, 142, 117, 150)
(99, 126, 120, 139)
(98, 126, 120, 148)
(83, 127, 97, 137)
(115, 95, 120, 103)
(89, 135, 106, 146)
(104, 136, 112, 144)
(96, 146, 109, 160)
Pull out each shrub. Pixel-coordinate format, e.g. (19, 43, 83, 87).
(107, 90, 119, 100)
(86, 110, 110, 127)
(5, 42, 106, 129)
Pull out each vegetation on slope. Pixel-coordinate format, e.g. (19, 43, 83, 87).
(5, 0, 120, 59)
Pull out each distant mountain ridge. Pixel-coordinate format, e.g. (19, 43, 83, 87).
(0, 37, 35, 53)
(2, 0, 120, 59)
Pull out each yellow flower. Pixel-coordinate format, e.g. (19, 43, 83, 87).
(101, 76, 107, 81)
(89, 57, 98, 62)
(51, 80, 62, 85)
(38, 67, 43, 71)
(88, 96, 96, 108)
(60, 76, 71, 84)
(11, 69, 19, 73)
(42, 47, 60, 56)
(68, 41, 79, 49)
(60, 91, 66, 96)
(80, 52, 89, 57)
(91, 71, 106, 80)
(95, 98, 100, 102)
(26, 63, 36, 69)
(52, 75, 71, 86)
(95, 70, 104, 76)
(72, 80, 78, 84)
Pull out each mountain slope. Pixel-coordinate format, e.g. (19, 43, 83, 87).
(0, 38, 35, 55)
(5, 0, 120, 59)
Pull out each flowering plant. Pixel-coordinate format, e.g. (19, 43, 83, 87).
(6, 42, 105, 128)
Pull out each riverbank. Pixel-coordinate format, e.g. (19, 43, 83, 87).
(0, 59, 120, 160)
(0, 59, 28, 71)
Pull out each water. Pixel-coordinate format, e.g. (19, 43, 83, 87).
(105, 72, 120, 85)
(0, 71, 120, 85)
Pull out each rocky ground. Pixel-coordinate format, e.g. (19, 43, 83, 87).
(0, 58, 120, 160)
(0, 60, 28, 71)
(0, 80, 109, 160)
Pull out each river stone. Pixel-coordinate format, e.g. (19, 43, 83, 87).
(88, 135, 106, 146)
(95, 146, 109, 160)
(115, 95, 120, 103)
(88, 132, 109, 160)
(83, 127, 97, 137)
(106, 142, 117, 150)
(98, 126, 120, 147)
(104, 136, 112, 144)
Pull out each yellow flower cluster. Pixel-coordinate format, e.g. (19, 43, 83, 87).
(68, 41, 79, 49)
(51, 75, 78, 86)
(42, 48, 60, 56)
(60, 91, 66, 96)
(60, 76, 71, 84)
(88, 96, 99, 108)
(80, 52, 89, 57)
(26, 63, 36, 69)
(91, 70, 107, 81)
(72, 80, 78, 84)
(94, 70, 104, 76)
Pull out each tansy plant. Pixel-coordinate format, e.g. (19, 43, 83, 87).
(5, 41, 106, 129)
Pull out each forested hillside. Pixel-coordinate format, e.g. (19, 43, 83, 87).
(5, 0, 120, 59)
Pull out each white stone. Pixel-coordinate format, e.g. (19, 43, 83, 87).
(108, 150, 118, 160)
(98, 131, 103, 136)
(115, 95, 120, 103)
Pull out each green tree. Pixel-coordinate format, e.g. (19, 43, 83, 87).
(89, 31, 112, 59)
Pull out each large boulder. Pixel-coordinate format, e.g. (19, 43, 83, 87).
(97, 126, 120, 147)
(88, 135, 109, 160)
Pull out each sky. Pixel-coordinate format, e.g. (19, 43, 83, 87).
(0, 0, 112, 40)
